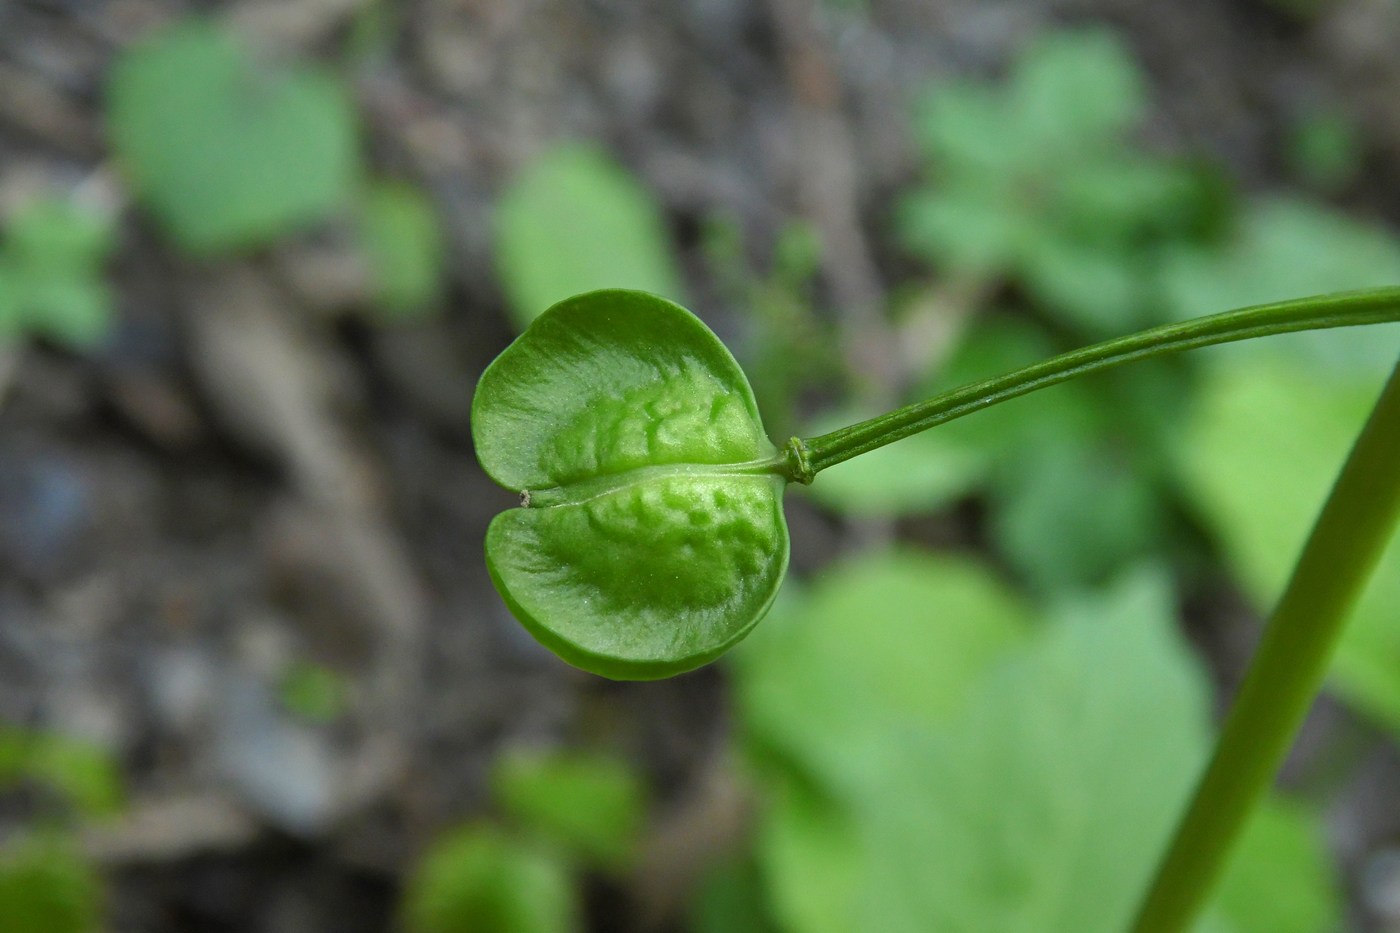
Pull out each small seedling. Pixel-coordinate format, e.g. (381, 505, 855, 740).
(491, 748, 647, 874)
(0, 198, 115, 350)
(400, 748, 647, 933)
(898, 27, 1212, 335)
(400, 824, 576, 933)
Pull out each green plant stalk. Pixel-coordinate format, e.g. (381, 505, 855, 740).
(1128, 357, 1400, 933)
(791, 288, 1400, 478)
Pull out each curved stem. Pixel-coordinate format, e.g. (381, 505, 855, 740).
(798, 288, 1400, 476)
(1129, 357, 1400, 932)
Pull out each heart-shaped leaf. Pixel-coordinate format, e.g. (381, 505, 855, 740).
(473, 290, 788, 680)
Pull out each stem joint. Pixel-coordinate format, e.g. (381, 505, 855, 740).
(784, 436, 815, 485)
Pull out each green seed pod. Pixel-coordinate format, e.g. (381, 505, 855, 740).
(473, 289, 789, 679)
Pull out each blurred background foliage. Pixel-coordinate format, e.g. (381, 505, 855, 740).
(2, 0, 1400, 930)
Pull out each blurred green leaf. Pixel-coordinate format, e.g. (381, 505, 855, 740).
(1208, 798, 1342, 933)
(0, 199, 115, 349)
(0, 835, 101, 933)
(1288, 108, 1360, 193)
(699, 213, 747, 295)
(1008, 28, 1146, 151)
(400, 825, 576, 933)
(733, 550, 1032, 792)
(1178, 356, 1400, 733)
(738, 563, 1342, 933)
(853, 571, 1337, 933)
(690, 855, 781, 933)
(771, 221, 822, 288)
(6, 200, 112, 263)
(857, 570, 1211, 933)
(991, 437, 1167, 593)
(896, 186, 1024, 277)
(358, 179, 444, 317)
(901, 27, 1207, 336)
(1055, 159, 1201, 239)
(493, 145, 684, 328)
(492, 749, 647, 872)
(1161, 198, 1400, 375)
(751, 770, 859, 933)
(279, 662, 348, 724)
(1165, 198, 1400, 314)
(1018, 231, 1142, 333)
(26, 740, 124, 820)
(912, 81, 1026, 176)
(0, 728, 123, 819)
(899, 315, 1180, 581)
(109, 20, 359, 253)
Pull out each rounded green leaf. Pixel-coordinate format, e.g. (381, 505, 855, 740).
(491, 748, 647, 871)
(0, 834, 102, 933)
(493, 145, 685, 328)
(400, 825, 577, 933)
(473, 290, 788, 680)
(108, 20, 359, 253)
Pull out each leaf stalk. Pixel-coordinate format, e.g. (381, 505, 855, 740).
(799, 288, 1400, 475)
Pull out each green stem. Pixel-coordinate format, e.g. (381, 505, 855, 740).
(795, 287, 1400, 477)
(1129, 357, 1400, 932)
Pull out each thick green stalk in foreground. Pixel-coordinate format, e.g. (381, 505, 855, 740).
(1129, 359, 1400, 933)
(795, 288, 1400, 477)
